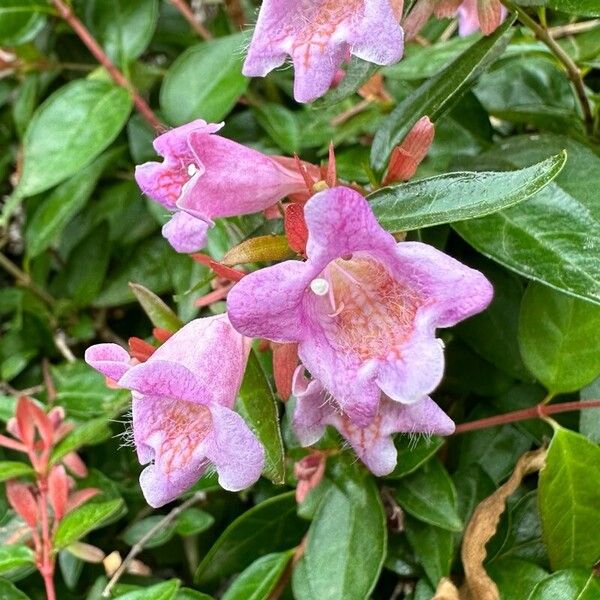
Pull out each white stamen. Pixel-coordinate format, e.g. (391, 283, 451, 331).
(310, 278, 330, 296)
(187, 163, 198, 177)
(437, 338, 445, 350)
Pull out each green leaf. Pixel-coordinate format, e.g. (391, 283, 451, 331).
(18, 80, 132, 197)
(405, 517, 454, 588)
(0, 0, 48, 46)
(129, 283, 183, 332)
(385, 435, 443, 479)
(538, 427, 600, 570)
(528, 570, 600, 600)
(161, 34, 249, 125)
(25, 150, 117, 258)
(175, 508, 214, 537)
(453, 135, 600, 306)
(393, 458, 462, 531)
(369, 152, 565, 231)
(252, 104, 301, 155)
(545, 0, 600, 16)
(115, 580, 180, 600)
(0, 577, 31, 599)
(0, 546, 34, 574)
(292, 462, 386, 600)
(370, 16, 514, 171)
(236, 350, 285, 485)
(486, 559, 547, 600)
(86, 0, 159, 65)
(176, 590, 213, 600)
(221, 551, 293, 600)
(122, 516, 178, 550)
(54, 499, 125, 549)
(0, 461, 34, 482)
(195, 492, 307, 585)
(519, 283, 600, 393)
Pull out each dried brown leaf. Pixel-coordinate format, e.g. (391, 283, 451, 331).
(433, 577, 460, 600)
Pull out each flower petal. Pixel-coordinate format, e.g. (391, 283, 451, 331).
(201, 404, 264, 491)
(292, 367, 330, 446)
(84, 343, 131, 381)
(392, 396, 455, 435)
(162, 211, 209, 253)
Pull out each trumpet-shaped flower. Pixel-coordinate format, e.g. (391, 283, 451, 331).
(135, 120, 310, 252)
(85, 316, 264, 507)
(293, 368, 454, 475)
(243, 0, 405, 103)
(228, 186, 492, 427)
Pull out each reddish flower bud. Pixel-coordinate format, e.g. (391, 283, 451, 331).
(6, 481, 39, 528)
(294, 452, 326, 504)
(383, 116, 435, 184)
(153, 327, 174, 343)
(272, 343, 299, 402)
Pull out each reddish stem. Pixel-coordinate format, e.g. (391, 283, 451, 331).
(170, 0, 213, 40)
(454, 399, 600, 434)
(37, 478, 56, 600)
(50, 0, 164, 132)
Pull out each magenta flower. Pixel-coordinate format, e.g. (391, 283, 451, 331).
(293, 368, 454, 475)
(85, 316, 264, 507)
(227, 186, 493, 427)
(243, 0, 405, 103)
(135, 119, 310, 253)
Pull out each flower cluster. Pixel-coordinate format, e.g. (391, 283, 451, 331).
(86, 1, 495, 507)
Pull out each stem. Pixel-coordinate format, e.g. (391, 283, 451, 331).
(502, 0, 594, 134)
(50, 0, 164, 131)
(37, 478, 56, 600)
(102, 491, 206, 597)
(169, 0, 212, 40)
(549, 19, 600, 39)
(454, 399, 600, 434)
(0, 252, 57, 308)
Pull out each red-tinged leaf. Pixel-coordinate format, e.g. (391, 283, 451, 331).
(128, 337, 155, 363)
(326, 142, 337, 187)
(222, 235, 292, 266)
(62, 452, 88, 478)
(15, 397, 35, 449)
(195, 283, 233, 308)
(48, 465, 69, 521)
(0, 434, 27, 454)
(6, 480, 39, 528)
(191, 253, 246, 282)
(295, 452, 326, 503)
(284, 203, 308, 255)
(272, 342, 299, 401)
(66, 488, 100, 514)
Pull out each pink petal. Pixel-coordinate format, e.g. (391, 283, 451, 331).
(85, 343, 131, 381)
(162, 211, 209, 253)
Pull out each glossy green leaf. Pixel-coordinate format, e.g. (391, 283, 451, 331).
(115, 580, 180, 600)
(174, 508, 214, 537)
(222, 551, 293, 600)
(0, 577, 31, 599)
(121, 516, 178, 549)
(0, 546, 34, 574)
(519, 283, 600, 393)
(25, 150, 117, 259)
(236, 350, 285, 485)
(161, 34, 248, 125)
(50, 418, 111, 464)
(370, 16, 514, 171)
(176, 590, 213, 600)
(404, 516, 454, 588)
(0, 0, 48, 45)
(54, 499, 126, 549)
(486, 558, 547, 600)
(0, 461, 34, 482)
(538, 427, 600, 570)
(252, 104, 301, 155)
(293, 463, 386, 600)
(195, 492, 307, 585)
(129, 282, 183, 332)
(369, 152, 565, 232)
(18, 80, 132, 197)
(393, 458, 462, 531)
(86, 0, 159, 64)
(385, 435, 443, 479)
(545, 0, 600, 16)
(453, 135, 600, 306)
(528, 569, 600, 600)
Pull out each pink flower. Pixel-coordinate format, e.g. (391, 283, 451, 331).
(293, 368, 454, 475)
(243, 0, 404, 103)
(135, 120, 310, 253)
(227, 186, 493, 427)
(85, 316, 264, 507)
